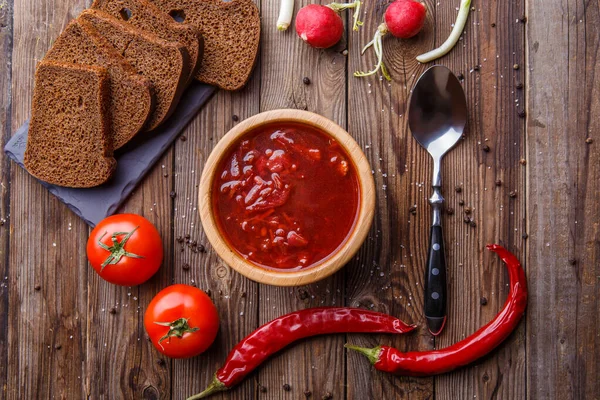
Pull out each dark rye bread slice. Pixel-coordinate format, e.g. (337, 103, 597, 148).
(91, 0, 203, 85)
(24, 61, 116, 188)
(44, 20, 154, 149)
(78, 9, 189, 130)
(147, 0, 260, 90)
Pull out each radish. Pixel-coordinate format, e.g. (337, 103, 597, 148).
(355, 0, 427, 80)
(295, 0, 363, 49)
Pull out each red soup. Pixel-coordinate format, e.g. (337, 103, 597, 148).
(212, 123, 360, 271)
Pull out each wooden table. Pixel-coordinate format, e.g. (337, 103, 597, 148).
(1, 0, 598, 398)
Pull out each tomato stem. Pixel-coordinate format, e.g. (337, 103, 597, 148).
(97, 226, 144, 270)
(155, 317, 199, 346)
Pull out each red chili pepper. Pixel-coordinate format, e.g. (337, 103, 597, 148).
(187, 307, 416, 399)
(346, 244, 528, 376)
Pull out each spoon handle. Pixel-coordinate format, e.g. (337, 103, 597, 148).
(424, 225, 447, 335)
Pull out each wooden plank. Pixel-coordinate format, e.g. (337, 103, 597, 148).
(6, 1, 91, 398)
(84, 152, 174, 399)
(0, 0, 13, 395)
(255, 1, 347, 399)
(525, 0, 600, 399)
(433, 1, 527, 400)
(170, 85, 261, 400)
(345, 1, 436, 398)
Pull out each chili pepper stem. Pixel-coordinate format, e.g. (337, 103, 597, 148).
(327, 0, 363, 31)
(354, 23, 392, 81)
(187, 375, 226, 400)
(344, 344, 382, 365)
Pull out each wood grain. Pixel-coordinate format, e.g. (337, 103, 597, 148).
(1, 0, 599, 398)
(0, 0, 12, 395)
(171, 67, 261, 399)
(256, 0, 348, 398)
(6, 0, 91, 398)
(85, 153, 174, 399)
(432, 0, 527, 399)
(346, 0, 435, 398)
(525, 0, 600, 398)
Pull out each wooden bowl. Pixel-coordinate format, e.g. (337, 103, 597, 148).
(198, 109, 375, 286)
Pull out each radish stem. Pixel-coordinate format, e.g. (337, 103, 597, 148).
(354, 23, 392, 81)
(416, 0, 471, 63)
(327, 0, 363, 31)
(277, 0, 294, 31)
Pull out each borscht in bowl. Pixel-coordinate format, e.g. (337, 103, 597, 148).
(199, 110, 375, 286)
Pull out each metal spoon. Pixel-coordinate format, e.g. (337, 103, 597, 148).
(408, 65, 467, 336)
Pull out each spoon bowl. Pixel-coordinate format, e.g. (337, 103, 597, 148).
(408, 65, 467, 336)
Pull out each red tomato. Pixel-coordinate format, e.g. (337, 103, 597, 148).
(87, 214, 163, 286)
(144, 284, 219, 358)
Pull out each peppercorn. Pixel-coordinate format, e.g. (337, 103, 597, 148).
(259, 385, 267, 393)
(170, 191, 177, 198)
(522, 233, 529, 239)
(473, 65, 480, 71)
(241, 291, 247, 298)
(482, 144, 490, 152)
(232, 114, 239, 122)
(408, 205, 417, 215)
(185, 234, 191, 239)
(177, 236, 184, 243)
(457, 72, 464, 80)
(509, 191, 517, 198)
(283, 383, 291, 391)
(520, 158, 527, 165)
(455, 186, 462, 193)
(491, 22, 496, 27)
(480, 297, 488, 305)
(463, 216, 471, 224)
(464, 207, 472, 214)
(109, 307, 117, 314)
(182, 263, 190, 271)
(34, 284, 41, 291)
(586, 137, 593, 144)
(157, 358, 166, 366)
(298, 289, 309, 300)
(568, 258, 577, 265)
(495, 179, 502, 186)
(198, 244, 206, 253)
(520, 16, 527, 23)
(518, 110, 526, 118)
(303, 77, 311, 85)
(304, 391, 312, 398)
(459, 199, 465, 206)
(180, 135, 187, 142)
(446, 207, 454, 215)
(54, 344, 62, 350)
(516, 82, 524, 89)
(163, 173, 169, 178)
(470, 220, 477, 228)
(513, 64, 520, 70)
(206, 289, 212, 297)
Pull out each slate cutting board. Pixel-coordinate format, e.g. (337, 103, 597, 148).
(4, 82, 216, 227)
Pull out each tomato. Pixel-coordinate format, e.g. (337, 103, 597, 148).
(87, 214, 163, 286)
(144, 284, 219, 358)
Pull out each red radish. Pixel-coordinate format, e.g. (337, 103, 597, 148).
(385, 0, 427, 39)
(295, 1, 363, 49)
(355, 0, 427, 79)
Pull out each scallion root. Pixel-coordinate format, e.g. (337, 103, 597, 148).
(327, 0, 363, 31)
(354, 23, 392, 81)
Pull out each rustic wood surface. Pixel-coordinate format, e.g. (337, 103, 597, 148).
(0, 0, 598, 398)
